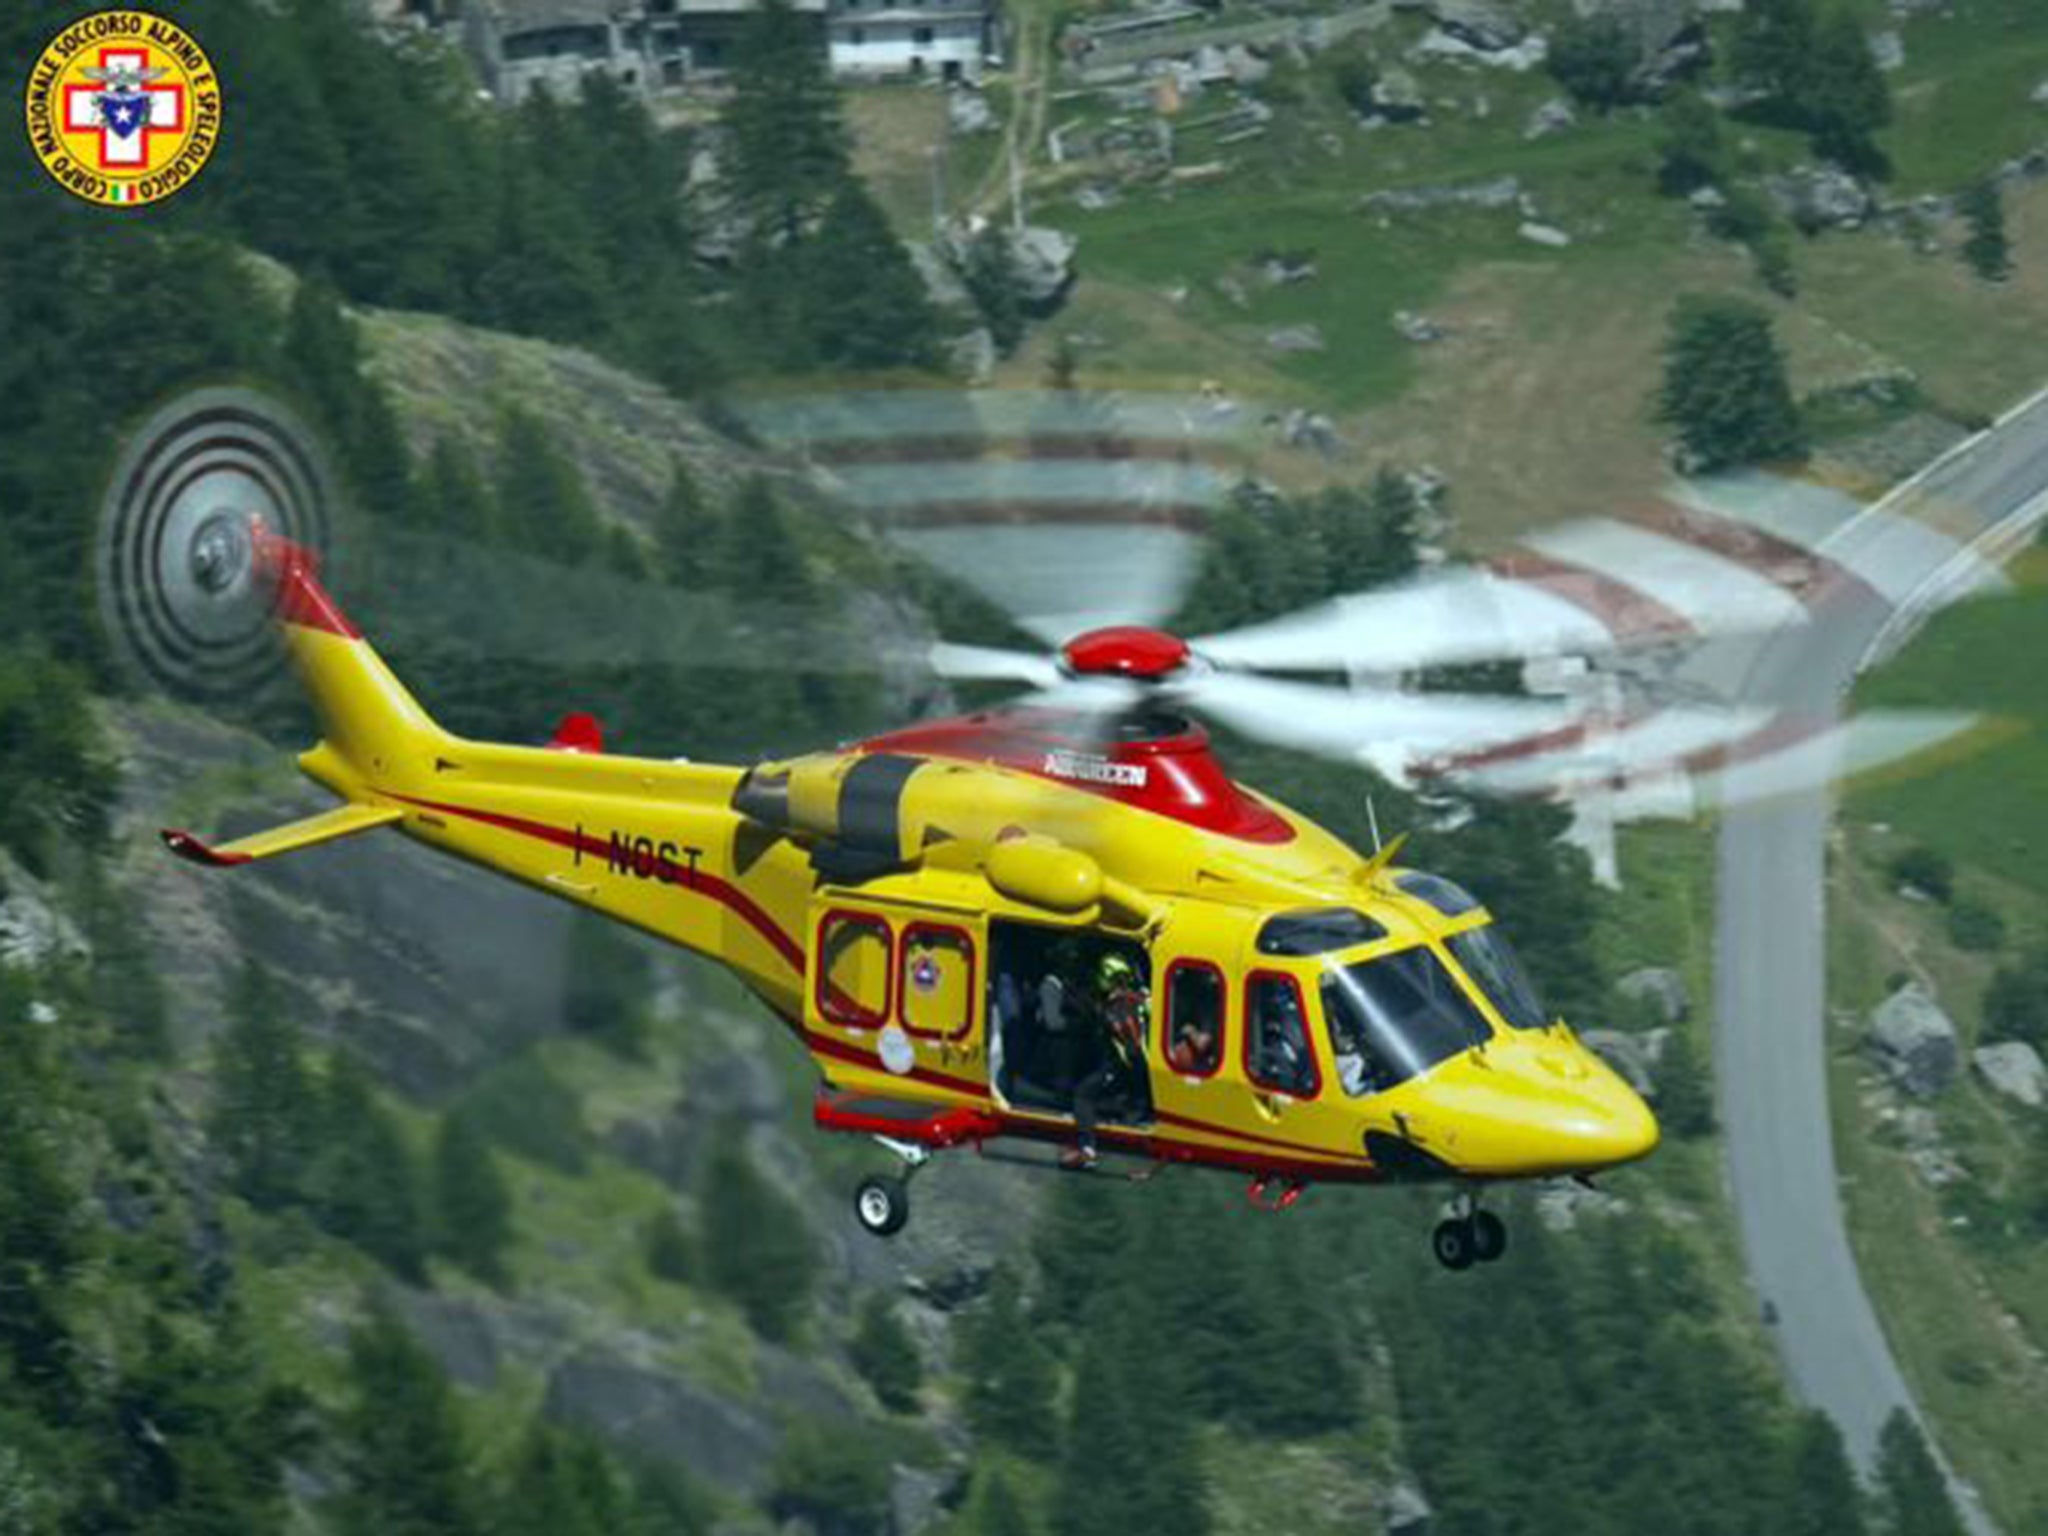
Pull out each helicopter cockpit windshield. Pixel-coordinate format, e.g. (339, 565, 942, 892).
(1444, 923, 1553, 1031)
(1320, 945, 1493, 1098)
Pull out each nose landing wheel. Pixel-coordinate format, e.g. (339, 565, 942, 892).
(1431, 1206, 1508, 1271)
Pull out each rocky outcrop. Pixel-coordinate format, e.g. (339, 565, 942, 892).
(0, 859, 89, 970)
(546, 1349, 780, 1495)
(1766, 165, 1874, 230)
(1582, 1028, 1667, 1100)
(1972, 1041, 2046, 1108)
(1618, 966, 1689, 1024)
(1382, 1477, 1434, 1533)
(1868, 983, 1960, 1098)
(1405, 0, 1524, 51)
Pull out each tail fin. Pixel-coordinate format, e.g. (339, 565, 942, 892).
(253, 520, 444, 788)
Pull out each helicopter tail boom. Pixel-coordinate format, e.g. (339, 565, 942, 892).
(254, 519, 447, 783)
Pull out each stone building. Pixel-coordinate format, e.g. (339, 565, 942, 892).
(460, 0, 996, 101)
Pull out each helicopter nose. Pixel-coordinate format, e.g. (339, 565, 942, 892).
(1554, 1084, 1661, 1169)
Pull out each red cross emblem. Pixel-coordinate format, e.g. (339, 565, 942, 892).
(63, 47, 184, 172)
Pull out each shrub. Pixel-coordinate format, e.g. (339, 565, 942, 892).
(1946, 898, 2005, 953)
(1888, 844, 1954, 904)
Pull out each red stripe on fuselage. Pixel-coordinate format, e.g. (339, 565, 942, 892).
(387, 793, 805, 973)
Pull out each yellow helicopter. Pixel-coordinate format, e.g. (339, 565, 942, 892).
(163, 521, 1664, 1271)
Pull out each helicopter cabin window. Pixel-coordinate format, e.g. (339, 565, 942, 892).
(817, 911, 893, 1028)
(1446, 925, 1551, 1031)
(1395, 872, 1483, 917)
(1256, 908, 1387, 956)
(989, 921, 1153, 1123)
(901, 923, 976, 1040)
(1319, 945, 1492, 1091)
(1245, 973, 1319, 1098)
(1163, 960, 1224, 1077)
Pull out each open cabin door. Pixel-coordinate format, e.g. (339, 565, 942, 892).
(806, 892, 990, 1103)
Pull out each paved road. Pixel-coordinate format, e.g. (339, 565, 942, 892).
(1713, 392, 2048, 1536)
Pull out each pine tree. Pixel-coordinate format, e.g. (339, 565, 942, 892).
(492, 1422, 624, 1536)
(977, 1472, 1036, 1536)
(563, 909, 655, 1057)
(1655, 1024, 1716, 1138)
(1877, 1411, 1967, 1536)
(1056, 1290, 1208, 1536)
(643, 1207, 695, 1283)
(718, 476, 815, 608)
(1547, 14, 1638, 112)
(770, 1420, 892, 1536)
(721, 0, 849, 240)
(433, 1112, 514, 1287)
(700, 1130, 818, 1340)
(801, 185, 943, 371)
(1785, 1412, 1869, 1536)
(1803, 7, 1892, 173)
(425, 436, 502, 542)
(1656, 295, 1808, 472)
(1729, 0, 1818, 106)
(494, 409, 606, 566)
(654, 458, 721, 589)
(849, 1292, 923, 1414)
(0, 969, 87, 1408)
(210, 961, 319, 1211)
(310, 1054, 428, 1282)
(959, 1268, 1059, 1458)
(1959, 180, 2012, 282)
(1655, 91, 1725, 196)
(332, 1303, 477, 1536)
(2025, 1112, 2048, 1236)
(963, 224, 1027, 356)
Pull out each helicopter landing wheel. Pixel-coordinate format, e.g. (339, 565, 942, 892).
(1431, 1217, 1477, 1272)
(1469, 1210, 1508, 1265)
(854, 1175, 910, 1238)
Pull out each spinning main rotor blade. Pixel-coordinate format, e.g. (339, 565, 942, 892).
(1191, 545, 1796, 680)
(1181, 672, 1579, 762)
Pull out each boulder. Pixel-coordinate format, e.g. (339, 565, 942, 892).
(947, 89, 996, 134)
(948, 327, 996, 387)
(1525, 97, 1577, 140)
(891, 1465, 965, 1536)
(1766, 164, 1873, 230)
(1618, 966, 1689, 1023)
(1869, 29, 1905, 71)
(1360, 174, 1521, 212)
(1582, 1029, 1657, 1098)
(1259, 253, 1319, 286)
(1972, 1041, 2046, 1108)
(1393, 308, 1448, 342)
(1429, 0, 1524, 51)
(1868, 983, 1960, 1097)
(1265, 324, 1327, 353)
(1412, 28, 1548, 69)
(2033, 78, 2048, 107)
(1008, 225, 1079, 308)
(1382, 1478, 1434, 1533)
(1365, 65, 1427, 122)
(1518, 220, 1572, 247)
(1223, 43, 1270, 86)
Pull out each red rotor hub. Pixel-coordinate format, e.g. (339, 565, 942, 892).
(1059, 625, 1191, 682)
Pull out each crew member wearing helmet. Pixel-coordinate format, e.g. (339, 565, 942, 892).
(1062, 949, 1149, 1169)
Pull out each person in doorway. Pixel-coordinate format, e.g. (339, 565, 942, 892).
(1063, 951, 1149, 1169)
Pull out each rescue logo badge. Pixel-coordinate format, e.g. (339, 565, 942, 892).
(23, 11, 223, 209)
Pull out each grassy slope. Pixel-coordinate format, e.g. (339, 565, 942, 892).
(1833, 547, 2048, 1525)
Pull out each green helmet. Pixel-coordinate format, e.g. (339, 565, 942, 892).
(1097, 952, 1136, 989)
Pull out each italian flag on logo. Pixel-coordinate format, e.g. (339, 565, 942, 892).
(109, 183, 136, 204)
